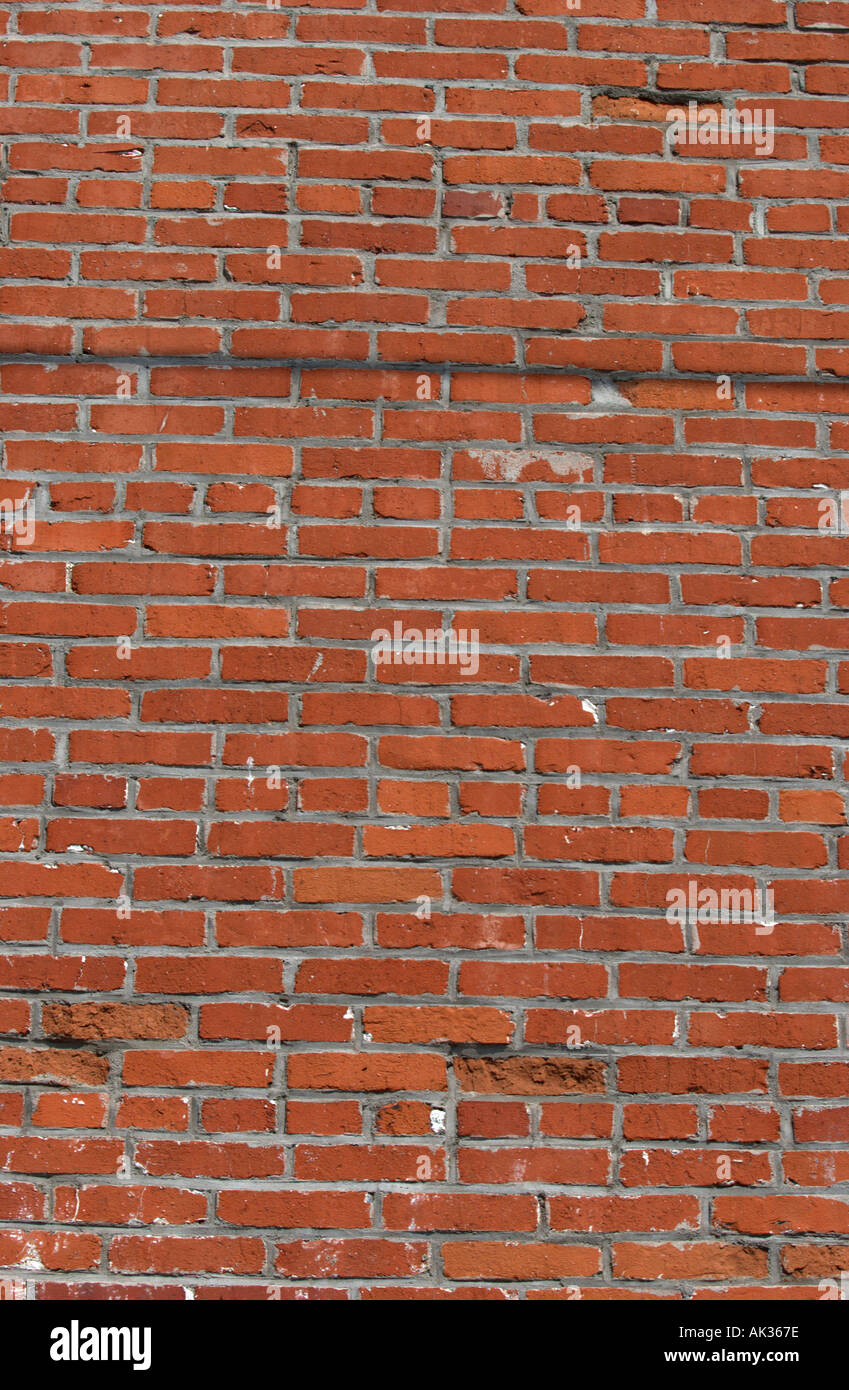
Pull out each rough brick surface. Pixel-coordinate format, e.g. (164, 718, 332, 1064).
(1, 0, 849, 1300)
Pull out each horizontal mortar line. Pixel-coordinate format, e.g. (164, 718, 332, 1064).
(0, 355, 840, 384)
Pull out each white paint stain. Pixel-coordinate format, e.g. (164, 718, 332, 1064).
(467, 448, 593, 483)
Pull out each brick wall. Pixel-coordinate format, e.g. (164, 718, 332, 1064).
(1, 0, 849, 1299)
